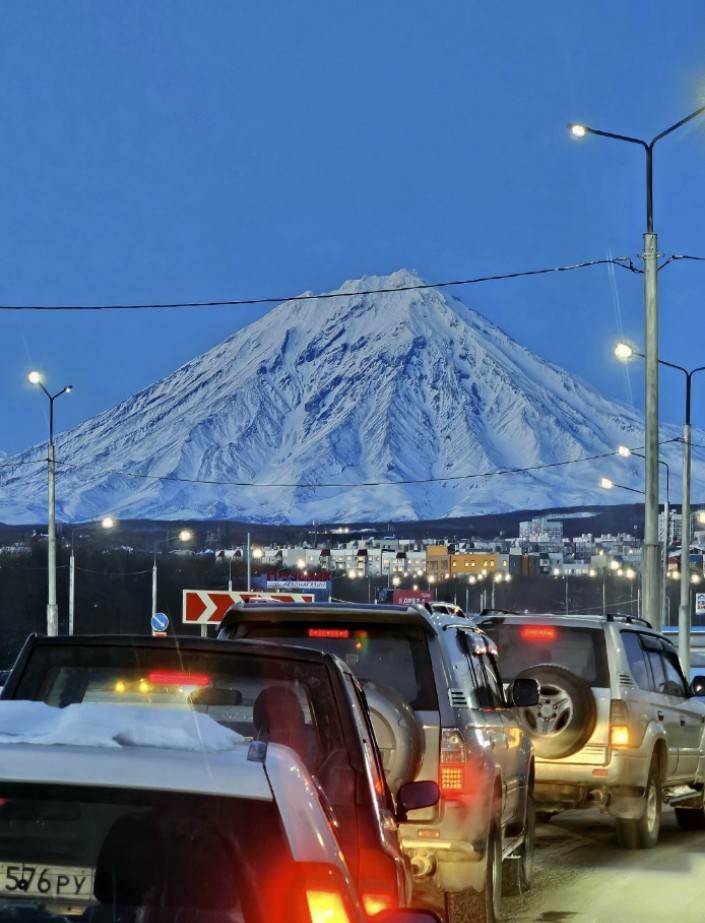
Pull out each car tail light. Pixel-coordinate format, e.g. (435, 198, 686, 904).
(520, 625, 557, 642)
(610, 699, 630, 747)
(301, 864, 358, 923)
(440, 729, 483, 797)
(147, 671, 211, 687)
(358, 847, 397, 916)
(266, 862, 358, 923)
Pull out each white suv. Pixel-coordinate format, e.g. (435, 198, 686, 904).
(477, 610, 705, 848)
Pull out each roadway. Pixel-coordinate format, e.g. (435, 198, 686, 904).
(504, 808, 705, 922)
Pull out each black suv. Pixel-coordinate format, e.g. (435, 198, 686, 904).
(218, 602, 539, 923)
(2, 633, 440, 918)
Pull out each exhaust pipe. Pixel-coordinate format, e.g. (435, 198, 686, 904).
(410, 853, 436, 878)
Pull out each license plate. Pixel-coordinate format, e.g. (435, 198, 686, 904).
(0, 864, 94, 900)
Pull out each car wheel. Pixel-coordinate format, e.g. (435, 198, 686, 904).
(503, 793, 535, 896)
(444, 824, 501, 923)
(615, 760, 661, 849)
(361, 680, 424, 793)
(675, 804, 705, 831)
(514, 664, 597, 759)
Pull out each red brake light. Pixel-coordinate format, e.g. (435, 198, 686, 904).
(308, 628, 350, 639)
(520, 626, 557, 642)
(147, 671, 211, 686)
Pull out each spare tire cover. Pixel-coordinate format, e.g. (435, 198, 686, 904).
(362, 680, 424, 792)
(514, 664, 597, 759)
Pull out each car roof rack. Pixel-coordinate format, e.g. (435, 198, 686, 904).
(605, 613, 653, 628)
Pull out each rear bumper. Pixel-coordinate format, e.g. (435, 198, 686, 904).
(534, 747, 651, 814)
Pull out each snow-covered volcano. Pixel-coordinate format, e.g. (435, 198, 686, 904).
(0, 269, 694, 524)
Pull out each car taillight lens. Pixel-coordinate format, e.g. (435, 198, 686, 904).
(440, 728, 482, 796)
(306, 887, 354, 923)
(357, 846, 397, 916)
(610, 699, 630, 747)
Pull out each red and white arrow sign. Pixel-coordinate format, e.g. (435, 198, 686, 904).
(182, 589, 315, 623)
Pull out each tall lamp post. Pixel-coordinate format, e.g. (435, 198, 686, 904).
(28, 371, 73, 636)
(152, 529, 192, 617)
(569, 105, 705, 633)
(617, 445, 671, 626)
(68, 516, 115, 635)
(616, 345, 705, 670)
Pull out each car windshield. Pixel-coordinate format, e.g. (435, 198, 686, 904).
(9, 646, 345, 773)
(0, 783, 286, 923)
(479, 623, 610, 687)
(237, 624, 438, 710)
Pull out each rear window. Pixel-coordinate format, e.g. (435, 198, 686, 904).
(479, 622, 610, 687)
(236, 624, 438, 710)
(9, 646, 345, 773)
(0, 784, 287, 923)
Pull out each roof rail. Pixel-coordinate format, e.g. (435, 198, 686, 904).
(605, 612, 653, 628)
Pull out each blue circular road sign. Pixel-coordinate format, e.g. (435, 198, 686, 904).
(151, 612, 169, 633)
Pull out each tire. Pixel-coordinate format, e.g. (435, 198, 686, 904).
(615, 760, 661, 849)
(514, 664, 597, 759)
(361, 680, 424, 792)
(675, 805, 705, 831)
(444, 824, 501, 923)
(503, 793, 535, 896)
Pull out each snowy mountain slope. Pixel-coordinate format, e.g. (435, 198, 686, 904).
(0, 269, 698, 525)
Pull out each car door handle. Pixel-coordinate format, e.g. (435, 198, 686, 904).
(657, 711, 664, 720)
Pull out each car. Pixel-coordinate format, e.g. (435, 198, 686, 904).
(217, 601, 539, 923)
(475, 609, 705, 848)
(3, 633, 440, 918)
(0, 698, 441, 923)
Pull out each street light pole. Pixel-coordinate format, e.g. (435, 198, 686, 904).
(569, 106, 705, 633)
(152, 529, 192, 617)
(68, 516, 115, 635)
(28, 372, 72, 636)
(618, 446, 671, 627)
(616, 350, 705, 669)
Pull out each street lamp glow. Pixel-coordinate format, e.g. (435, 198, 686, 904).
(568, 123, 587, 138)
(101, 516, 115, 530)
(600, 477, 614, 490)
(28, 370, 42, 385)
(614, 343, 635, 361)
(617, 445, 632, 457)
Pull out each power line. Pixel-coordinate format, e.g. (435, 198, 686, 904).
(46, 439, 680, 490)
(0, 257, 638, 311)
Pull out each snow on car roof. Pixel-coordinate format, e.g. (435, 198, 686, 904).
(0, 700, 243, 751)
(0, 701, 275, 799)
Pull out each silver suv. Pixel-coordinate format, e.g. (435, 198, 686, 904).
(218, 601, 539, 923)
(476, 610, 705, 848)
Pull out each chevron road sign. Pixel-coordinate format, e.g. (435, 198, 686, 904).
(182, 589, 316, 624)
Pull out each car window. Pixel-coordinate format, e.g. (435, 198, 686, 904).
(238, 624, 438, 710)
(9, 646, 347, 772)
(622, 631, 652, 690)
(480, 622, 610, 687)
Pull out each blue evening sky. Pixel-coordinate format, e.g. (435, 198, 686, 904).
(3, 2, 705, 457)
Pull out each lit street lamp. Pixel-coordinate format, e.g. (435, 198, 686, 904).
(152, 529, 192, 617)
(28, 371, 73, 636)
(68, 516, 115, 635)
(569, 105, 705, 634)
(616, 344, 705, 672)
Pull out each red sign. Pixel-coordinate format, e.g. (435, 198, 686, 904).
(182, 589, 315, 624)
(392, 589, 433, 606)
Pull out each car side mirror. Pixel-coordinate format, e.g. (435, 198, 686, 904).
(509, 677, 540, 708)
(396, 780, 440, 820)
(691, 675, 705, 696)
